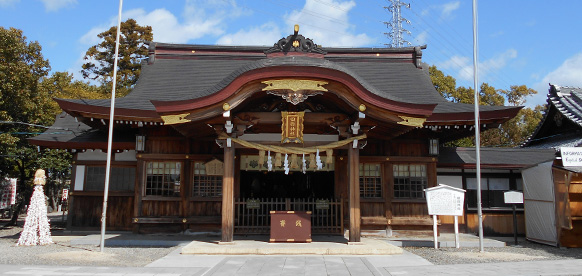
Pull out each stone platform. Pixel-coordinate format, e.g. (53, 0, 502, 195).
(181, 235, 402, 255)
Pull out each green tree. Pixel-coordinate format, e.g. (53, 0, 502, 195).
(37, 149, 72, 211)
(429, 65, 542, 147)
(0, 28, 76, 226)
(429, 65, 457, 101)
(81, 19, 153, 97)
(39, 71, 105, 117)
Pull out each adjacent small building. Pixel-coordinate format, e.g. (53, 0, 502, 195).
(522, 84, 582, 247)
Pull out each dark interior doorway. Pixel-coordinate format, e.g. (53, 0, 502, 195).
(240, 171, 334, 199)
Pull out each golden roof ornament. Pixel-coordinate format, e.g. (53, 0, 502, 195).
(265, 25, 326, 55)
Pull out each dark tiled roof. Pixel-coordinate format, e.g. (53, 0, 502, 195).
(28, 112, 134, 148)
(59, 43, 512, 116)
(438, 147, 556, 167)
(548, 85, 582, 126)
(523, 84, 582, 148)
(525, 132, 582, 150)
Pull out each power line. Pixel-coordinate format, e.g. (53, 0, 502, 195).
(408, 0, 517, 90)
(0, 121, 69, 130)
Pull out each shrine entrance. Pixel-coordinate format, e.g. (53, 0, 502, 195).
(240, 170, 334, 199)
(235, 169, 342, 235)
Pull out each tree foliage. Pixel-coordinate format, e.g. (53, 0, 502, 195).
(0, 27, 52, 148)
(81, 19, 153, 97)
(0, 28, 77, 225)
(428, 65, 543, 147)
(39, 71, 105, 118)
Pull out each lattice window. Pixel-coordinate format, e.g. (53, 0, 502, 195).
(467, 177, 512, 208)
(145, 161, 181, 197)
(192, 162, 222, 197)
(85, 166, 135, 191)
(394, 164, 427, 199)
(359, 163, 382, 198)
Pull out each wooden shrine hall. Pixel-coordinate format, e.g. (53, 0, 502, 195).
(30, 26, 522, 243)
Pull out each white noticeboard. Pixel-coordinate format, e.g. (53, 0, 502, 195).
(504, 191, 524, 204)
(426, 184, 466, 216)
(425, 184, 466, 249)
(561, 147, 582, 167)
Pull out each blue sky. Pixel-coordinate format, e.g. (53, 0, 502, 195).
(1, 0, 581, 108)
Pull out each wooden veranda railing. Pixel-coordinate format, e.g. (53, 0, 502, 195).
(234, 198, 343, 234)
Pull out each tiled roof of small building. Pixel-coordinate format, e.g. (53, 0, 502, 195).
(523, 84, 582, 148)
(439, 147, 556, 168)
(548, 85, 582, 126)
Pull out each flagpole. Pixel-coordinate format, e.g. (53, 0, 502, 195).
(100, 0, 123, 253)
(472, 0, 484, 252)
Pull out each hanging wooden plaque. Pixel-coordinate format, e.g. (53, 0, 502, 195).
(281, 111, 304, 143)
(204, 159, 224, 176)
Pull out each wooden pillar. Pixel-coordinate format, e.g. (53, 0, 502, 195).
(348, 145, 361, 243)
(384, 162, 394, 220)
(221, 143, 235, 243)
(133, 158, 144, 233)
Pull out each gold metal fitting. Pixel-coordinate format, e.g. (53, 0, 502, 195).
(223, 102, 230, 111)
(359, 104, 366, 112)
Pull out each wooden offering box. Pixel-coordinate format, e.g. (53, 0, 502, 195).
(270, 211, 312, 243)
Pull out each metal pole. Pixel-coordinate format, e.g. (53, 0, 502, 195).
(100, 0, 123, 252)
(472, 0, 484, 253)
(513, 204, 518, 245)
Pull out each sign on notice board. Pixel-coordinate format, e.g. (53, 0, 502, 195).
(425, 184, 466, 216)
(561, 147, 582, 167)
(504, 191, 523, 204)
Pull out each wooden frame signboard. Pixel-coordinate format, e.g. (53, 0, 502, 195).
(425, 184, 466, 249)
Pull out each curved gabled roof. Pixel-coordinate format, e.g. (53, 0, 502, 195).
(56, 41, 519, 125)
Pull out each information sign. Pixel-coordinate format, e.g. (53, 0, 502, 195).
(425, 184, 465, 216)
(504, 191, 524, 204)
(246, 199, 260, 209)
(561, 147, 582, 167)
(315, 200, 329, 210)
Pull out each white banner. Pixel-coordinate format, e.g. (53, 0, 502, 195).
(0, 178, 17, 209)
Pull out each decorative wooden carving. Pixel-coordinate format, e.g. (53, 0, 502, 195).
(161, 113, 192, 125)
(262, 79, 328, 93)
(397, 115, 426, 127)
(262, 79, 327, 105)
(264, 26, 326, 55)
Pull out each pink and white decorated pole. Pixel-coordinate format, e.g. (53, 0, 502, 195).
(16, 169, 53, 246)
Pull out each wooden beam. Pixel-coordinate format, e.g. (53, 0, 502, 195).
(348, 144, 361, 242)
(221, 142, 235, 243)
(207, 112, 349, 125)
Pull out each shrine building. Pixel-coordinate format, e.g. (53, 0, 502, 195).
(30, 27, 551, 242)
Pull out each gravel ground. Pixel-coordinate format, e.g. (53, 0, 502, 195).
(0, 225, 176, 267)
(405, 242, 582, 265)
(2, 219, 582, 267)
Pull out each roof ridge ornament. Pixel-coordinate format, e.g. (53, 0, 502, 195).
(265, 25, 327, 55)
